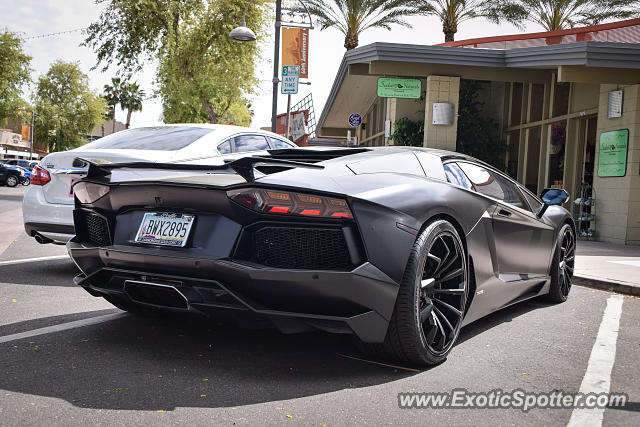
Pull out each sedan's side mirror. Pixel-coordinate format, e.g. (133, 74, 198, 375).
(537, 188, 570, 218)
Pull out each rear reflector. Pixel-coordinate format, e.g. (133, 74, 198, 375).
(228, 188, 353, 219)
(30, 165, 51, 186)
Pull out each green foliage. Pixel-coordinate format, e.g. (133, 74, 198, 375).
(84, 0, 270, 124)
(513, 0, 639, 30)
(456, 80, 506, 169)
(305, 0, 422, 50)
(416, 0, 528, 42)
(0, 31, 32, 123)
(120, 82, 146, 128)
(33, 61, 107, 152)
(390, 117, 424, 146)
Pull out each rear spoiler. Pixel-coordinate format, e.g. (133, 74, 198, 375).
(79, 155, 324, 182)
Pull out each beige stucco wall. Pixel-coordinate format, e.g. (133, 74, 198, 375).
(593, 84, 640, 245)
(423, 76, 460, 151)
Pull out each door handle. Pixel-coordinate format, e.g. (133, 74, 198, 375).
(497, 209, 512, 217)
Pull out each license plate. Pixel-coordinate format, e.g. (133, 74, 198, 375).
(135, 212, 195, 247)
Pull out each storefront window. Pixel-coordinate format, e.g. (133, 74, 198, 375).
(530, 84, 544, 122)
(506, 130, 520, 179)
(548, 120, 567, 188)
(525, 126, 541, 194)
(552, 82, 570, 117)
(510, 83, 523, 126)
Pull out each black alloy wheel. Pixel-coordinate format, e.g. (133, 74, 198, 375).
(362, 219, 468, 366)
(419, 229, 467, 356)
(547, 224, 575, 302)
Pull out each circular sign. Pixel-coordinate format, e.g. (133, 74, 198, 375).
(348, 113, 362, 128)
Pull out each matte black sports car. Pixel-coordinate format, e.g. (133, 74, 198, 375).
(67, 147, 575, 366)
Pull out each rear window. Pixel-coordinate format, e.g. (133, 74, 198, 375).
(82, 127, 214, 151)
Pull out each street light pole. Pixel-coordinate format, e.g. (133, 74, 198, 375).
(271, 0, 282, 133)
(30, 111, 34, 161)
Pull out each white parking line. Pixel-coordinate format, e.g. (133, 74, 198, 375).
(567, 294, 624, 427)
(0, 255, 69, 266)
(0, 312, 127, 344)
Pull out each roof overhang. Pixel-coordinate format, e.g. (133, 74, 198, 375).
(318, 41, 640, 136)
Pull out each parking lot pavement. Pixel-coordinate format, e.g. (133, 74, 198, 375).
(1, 190, 639, 426)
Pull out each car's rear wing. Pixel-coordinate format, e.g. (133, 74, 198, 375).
(79, 155, 325, 183)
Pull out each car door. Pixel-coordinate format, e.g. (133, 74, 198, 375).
(456, 161, 555, 279)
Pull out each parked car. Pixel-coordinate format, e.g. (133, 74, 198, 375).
(23, 124, 297, 244)
(68, 146, 575, 366)
(3, 159, 38, 170)
(14, 166, 31, 186)
(0, 163, 25, 187)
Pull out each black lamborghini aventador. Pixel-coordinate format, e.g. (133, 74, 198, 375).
(67, 147, 575, 366)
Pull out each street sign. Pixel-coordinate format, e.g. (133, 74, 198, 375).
(377, 77, 422, 99)
(598, 129, 629, 177)
(348, 113, 362, 127)
(281, 65, 300, 94)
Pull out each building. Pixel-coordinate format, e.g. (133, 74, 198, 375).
(317, 18, 640, 246)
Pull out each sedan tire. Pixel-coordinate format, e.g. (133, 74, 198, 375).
(5, 175, 18, 187)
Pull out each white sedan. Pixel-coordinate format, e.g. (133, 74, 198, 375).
(23, 124, 296, 244)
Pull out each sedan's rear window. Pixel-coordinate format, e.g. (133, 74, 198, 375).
(82, 127, 214, 151)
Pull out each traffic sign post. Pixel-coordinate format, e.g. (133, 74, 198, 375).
(281, 65, 300, 95)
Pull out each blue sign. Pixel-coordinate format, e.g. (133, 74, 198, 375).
(348, 113, 362, 127)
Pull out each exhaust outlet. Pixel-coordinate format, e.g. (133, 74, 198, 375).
(34, 233, 54, 244)
(124, 280, 189, 310)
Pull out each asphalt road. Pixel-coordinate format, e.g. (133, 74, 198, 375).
(0, 186, 638, 426)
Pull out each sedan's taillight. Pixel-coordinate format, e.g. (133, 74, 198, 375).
(227, 188, 353, 219)
(30, 165, 51, 185)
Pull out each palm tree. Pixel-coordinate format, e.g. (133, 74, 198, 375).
(416, 0, 527, 42)
(119, 82, 145, 129)
(103, 77, 122, 133)
(513, 0, 639, 31)
(305, 0, 422, 50)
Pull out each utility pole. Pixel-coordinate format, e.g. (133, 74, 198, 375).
(271, 0, 282, 133)
(30, 111, 34, 161)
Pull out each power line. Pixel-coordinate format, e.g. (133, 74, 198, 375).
(23, 27, 87, 41)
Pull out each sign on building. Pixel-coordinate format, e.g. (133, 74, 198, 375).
(377, 78, 422, 99)
(282, 27, 309, 79)
(281, 65, 300, 94)
(598, 129, 629, 177)
(348, 113, 362, 127)
(290, 112, 306, 140)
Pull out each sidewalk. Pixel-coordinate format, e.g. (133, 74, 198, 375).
(574, 240, 640, 296)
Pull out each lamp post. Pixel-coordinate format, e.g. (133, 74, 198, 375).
(230, 0, 313, 134)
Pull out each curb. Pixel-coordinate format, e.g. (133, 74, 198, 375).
(574, 275, 640, 296)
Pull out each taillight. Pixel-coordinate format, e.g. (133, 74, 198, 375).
(227, 188, 353, 219)
(30, 165, 51, 185)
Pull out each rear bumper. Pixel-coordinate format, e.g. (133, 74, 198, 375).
(23, 186, 75, 243)
(67, 241, 400, 343)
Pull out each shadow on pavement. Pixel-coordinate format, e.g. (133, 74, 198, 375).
(0, 259, 79, 287)
(0, 295, 555, 411)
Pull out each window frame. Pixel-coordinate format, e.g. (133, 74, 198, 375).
(452, 160, 540, 216)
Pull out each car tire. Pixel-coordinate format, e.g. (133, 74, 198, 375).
(22, 178, 30, 186)
(546, 224, 575, 303)
(358, 219, 468, 366)
(5, 175, 18, 187)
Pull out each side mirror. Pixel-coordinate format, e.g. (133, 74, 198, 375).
(537, 188, 570, 218)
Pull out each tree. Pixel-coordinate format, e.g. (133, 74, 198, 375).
(103, 77, 122, 133)
(120, 82, 145, 129)
(456, 80, 506, 169)
(416, 0, 527, 42)
(305, 0, 422, 50)
(84, 0, 270, 124)
(0, 31, 32, 123)
(33, 61, 107, 152)
(514, 0, 639, 31)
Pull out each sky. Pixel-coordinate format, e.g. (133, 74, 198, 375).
(3, 0, 550, 130)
